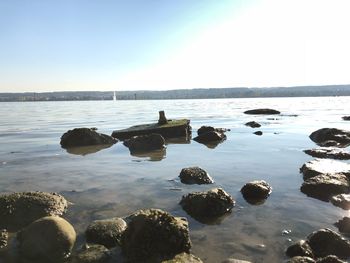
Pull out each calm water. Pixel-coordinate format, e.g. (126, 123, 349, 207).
(0, 97, 350, 262)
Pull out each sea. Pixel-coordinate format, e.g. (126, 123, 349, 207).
(0, 97, 349, 262)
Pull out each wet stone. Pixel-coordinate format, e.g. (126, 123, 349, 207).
(244, 108, 280, 115)
(300, 159, 350, 180)
(307, 228, 350, 259)
(241, 180, 272, 204)
(316, 255, 346, 263)
(334, 217, 350, 234)
(193, 131, 226, 144)
(286, 256, 315, 263)
(71, 244, 111, 263)
(222, 259, 253, 263)
(254, 131, 263, 136)
(286, 240, 314, 258)
(179, 167, 214, 185)
(330, 194, 350, 210)
(162, 252, 203, 263)
(245, 121, 261, 128)
(123, 133, 165, 153)
(85, 217, 127, 248)
(0, 191, 69, 231)
(300, 173, 350, 201)
(309, 128, 350, 148)
(121, 209, 191, 263)
(304, 148, 350, 160)
(180, 188, 235, 221)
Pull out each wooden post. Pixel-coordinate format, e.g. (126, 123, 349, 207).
(158, 111, 168, 125)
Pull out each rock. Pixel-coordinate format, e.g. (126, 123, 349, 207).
(222, 259, 253, 263)
(60, 128, 117, 148)
(309, 128, 350, 148)
(197, 126, 229, 135)
(307, 228, 350, 259)
(162, 252, 203, 262)
(180, 188, 235, 220)
(179, 167, 214, 185)
(244, 108, 280, 115)
(158, 111, 168, 125)
(300, 159, 350, 180)
(0, 191, 68, 231)
(85, 217, 127, 248)
(316, 255, 346, 263)
(241, 180, 272, 204)
(71, 244, 111, 263)
(17, 216, 76, 262)
(123, 133, 165, 153)
(330, 194, 350, 210)
(245, 121, 261, 128)
(286, 240, 314, 258)
(112, 118, 191, 140)
(0, 229, 8, 249)
(193, 131, 226, 144)
(254, 131, 263, 136)
(121, 209, 191, 262)
(304, 148, 350, 160)
(286, 257, 316, 263)
(343, 116, 350, 121)
(300, 173, 350, 201)
(334, 217, 350, 234)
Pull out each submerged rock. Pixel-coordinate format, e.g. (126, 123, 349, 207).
(343, 116, 350, 121)
(304, 148, 350, 160)
(241, 180, 272, 204)
(300, 159, 350, 180)
(244, 108, 280, 115)
(307, 228, 350, 259)
(60, 128, 117, 148)
(85, 217, 127, 248)
(300, 173, 350, 201)
(197, 126, 229, 135)
(121, 209, 191, 262)
(316, 255, 346, 263)
(70, 244, 111, 263)
(309, 128, 350, 148)
(193, 131, 226, 144)
(0, 229, 8, 249)
(179, 167, 214, 185)
(162, 252, 203, 263)
(335, 217, 350, 234)
(330, 194, 350, 210)
(286, 240, 314, 258)
(180, 188, 235, 221)
(254, 131, 263, 136)
(123, 133, 165, 153)
(0, 191, 68, 231)
(286, 256, 315, 263)
(245, 121, 261, 128)
(18, 216, 76, 262)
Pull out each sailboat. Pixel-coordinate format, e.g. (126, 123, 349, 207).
(113, 91, 116, 101)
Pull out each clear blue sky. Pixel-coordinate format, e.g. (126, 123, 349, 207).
(1, 0, 349, 92)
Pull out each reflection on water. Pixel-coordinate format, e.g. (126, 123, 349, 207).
(0, 97, 350, 262)
(129, 148, 167, 161)
(64, 144, 115, 156)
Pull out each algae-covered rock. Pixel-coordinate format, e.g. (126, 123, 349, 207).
(85, 217, 127, 248)
(307, 228, 350, 259)
(162, 252, 203, 263)
(123, 133, 165, 153)
(71, 244, 111, 263)
(121, 209, 191, 262)
(244, 109, 280, 115)
(0, 191, 68, 231)
(179, 167, 214, 185)
(309, 128, 350, 148)
(180, 188, 235, 221)
(18, 216, 76, 262)
(60, 128, 117, 148)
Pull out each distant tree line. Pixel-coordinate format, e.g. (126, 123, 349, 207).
(1, 85, 350, 102)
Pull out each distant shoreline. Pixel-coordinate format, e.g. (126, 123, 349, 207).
(1, 85, 350, 102)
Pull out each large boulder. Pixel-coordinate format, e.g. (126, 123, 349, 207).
(123, 133, 165, 153)
(85, 217, 127, 248)
(0, 191, 68, 231)
(335, 217, 350, 234)
(307, 228, 350, 259)
(70, 244, 111, 263)
(17, 216, 76, 262)
(300, 173, 350, 201)
(330, 194, 350, 210)
(286, 240, 314, 258)
(309, 128, 350, 148)
(162, 253, 203, 263)
(304, 148, 350, 160)
(179, 167, 214, 185)
(121, 209, 191, 262)
(245, 121, 261, 128)
(300, 159, 350, 180)
(60, 128, 117, 148)
(180, 188, 235, 221)
(244, 108, 280, 115)
(241, 180, 272, 204)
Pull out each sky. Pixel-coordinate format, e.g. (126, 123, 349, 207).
(0, 0, 350, 92)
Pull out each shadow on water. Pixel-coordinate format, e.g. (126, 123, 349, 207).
(64, 144, 115, 156)
(193, 139, 226, 149)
